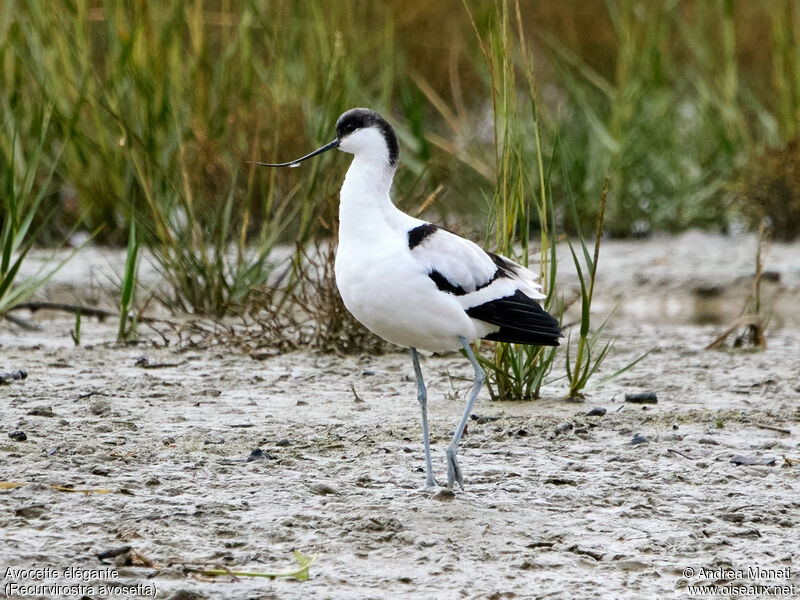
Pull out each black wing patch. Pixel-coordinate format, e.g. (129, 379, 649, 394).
(408, 223, 439, 250)
(429, 271, 467, 295)
(466, 290, 561, 346)
(409, 224, 512, 296)
(487, 251, 528, 280)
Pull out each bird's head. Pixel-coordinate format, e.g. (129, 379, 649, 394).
(253, 107, 398, 169)
(335, 108, 399, 167)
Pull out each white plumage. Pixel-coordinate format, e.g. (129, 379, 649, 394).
(257, 108, 561, 489)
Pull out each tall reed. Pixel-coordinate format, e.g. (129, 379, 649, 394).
(0, 107, 82, 315)
(462, 0, 560, 400)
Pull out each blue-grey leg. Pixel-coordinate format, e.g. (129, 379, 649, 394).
(446, 336, 485, 489)
(410, 347, 437, 488)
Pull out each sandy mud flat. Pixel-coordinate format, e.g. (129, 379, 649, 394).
(1, 231, 799, 599)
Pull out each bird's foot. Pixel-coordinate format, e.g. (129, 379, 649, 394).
(445, 446, 464, 490)
(424, 475, 439, 490)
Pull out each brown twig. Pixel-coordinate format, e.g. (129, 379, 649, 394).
(755, 423, 791, 435)
(667, 448, 696, 460)
(6, 301, 172, 324)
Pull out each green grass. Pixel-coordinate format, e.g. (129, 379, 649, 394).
(117, 217, 138, 340)
(0, 106, 84, 314)
(459, 0, 561, 401)
(3, 1, 800, 347)
(6, 1, 799, 245)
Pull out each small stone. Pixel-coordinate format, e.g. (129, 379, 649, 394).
(90, 400, 111, 416)
(0, 369, 27, 384)
(91, 465, 110, 476)
(586, 407, 607, 417)
(28, 406, 55, 417)
(8, 431, 27, 442)
(162, 436, 176, 446)
(310, 482, 338, 496)
(554, 422, 573, 434)
(15, 504, 46, 519)
(96, 545, 132, 560)
(630, 434, 649, 445)
(247, 448, 275, 462)
(720, 513, 746, 523)
(543, 476, 577, 486)
(471, 414, 500, 424)
(361, 369, 376, 376)
(275, 438, 291, 447)
(730, 455, 775, 466)
(625, 392, 658, 404)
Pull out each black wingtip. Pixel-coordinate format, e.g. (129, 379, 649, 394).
(466, 290, 562, 347)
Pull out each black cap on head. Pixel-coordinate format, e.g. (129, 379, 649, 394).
(336, 108, 399, 166)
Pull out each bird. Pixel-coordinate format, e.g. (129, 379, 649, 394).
(255, 108, 561, 490)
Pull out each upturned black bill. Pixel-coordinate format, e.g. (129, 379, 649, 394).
(251, 138, 340, 168)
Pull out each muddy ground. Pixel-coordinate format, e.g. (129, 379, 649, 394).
(1, 231, 799, 599)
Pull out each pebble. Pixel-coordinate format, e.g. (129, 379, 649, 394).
(543, 476, 577, 486)
(15, 504, 46, 520)
(96, 545, 132, 561)
(625, 392, 658, 404)
(276, 438, 291, 447)
(471, 414, 500, 424)
(8, 431, 27, 441)
(311, 482, 338, 495)
(698, 438, 719, 445)
(630, 433, 649, 445)
(0, 369, 27, 383)
(554, 422, 573, 434)
(28, 406, 55, 417)
(586, 407, 607, 417)
(247, 448, 275, 462)
(730, 455, 776, 466)
(90, 400, 111, 416)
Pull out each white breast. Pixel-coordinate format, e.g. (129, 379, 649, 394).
(333, 159, 487, 352)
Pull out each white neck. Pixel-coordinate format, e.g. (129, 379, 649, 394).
(338, 155, 398, 238)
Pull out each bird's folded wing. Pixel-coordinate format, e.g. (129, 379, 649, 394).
(408, 225, 544, 300)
